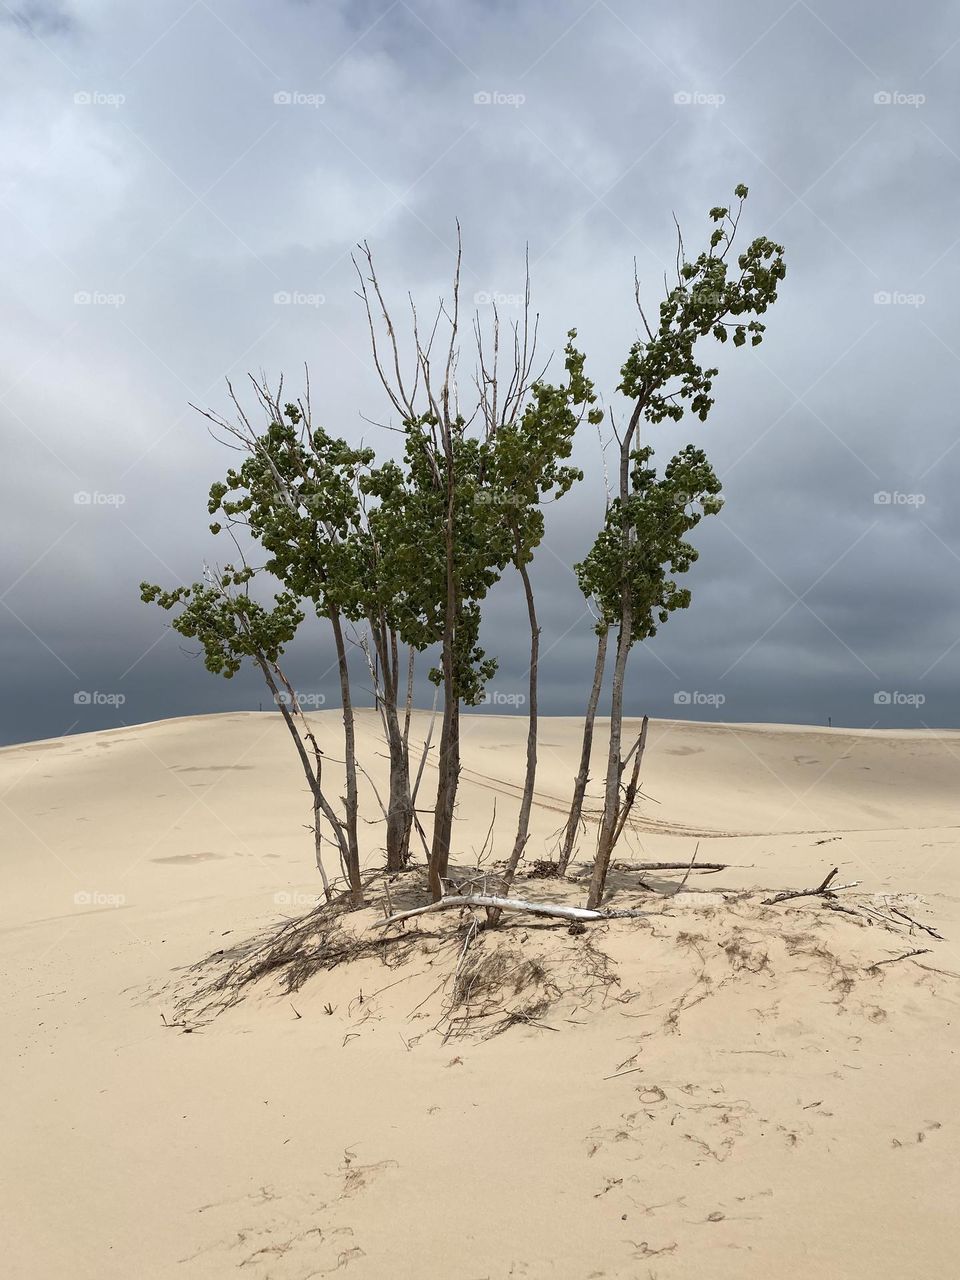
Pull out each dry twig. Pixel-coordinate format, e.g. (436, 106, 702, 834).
(762, 867, 858, 906)
(375, 893, 648, 929)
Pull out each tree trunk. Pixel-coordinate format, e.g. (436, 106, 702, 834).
(382, 677, 413, 874)
(611, 714, 649, 849)
(586, 413, 640, 911)
(328, 605, 363, 905)
(312, 793, 333, 902)
(500, 553, 540, 894)
(370, 616, 414, 874)
(429, 458, 460, 900)
(402, 643, 415, 749)
(587, 614, 632, 909)
(430, 690, 459, 898)
(253, 654, 340, 901)
(558, 625, 609, 874)
(385, 745, 413, 872)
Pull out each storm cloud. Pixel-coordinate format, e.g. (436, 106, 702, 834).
(2, 0, 959, 745)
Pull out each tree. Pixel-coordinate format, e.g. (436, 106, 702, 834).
(199, 381, 375, 895)
(140, 191, 783, 920)
(557, 623, 610, 875)
(353, 237, 557, 900)
(488, 333, 603, 894)
(572, 444, 723, 894)
(139, 568, 360, 902)
(583, 185, 786, 908)
(206, 376, 491, 879)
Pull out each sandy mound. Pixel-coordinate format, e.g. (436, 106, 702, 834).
(2, 711, 959, 1278)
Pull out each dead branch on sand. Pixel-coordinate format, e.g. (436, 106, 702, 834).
(887, 906, 944, 940)
(868, 948, 932, 970)
(375, 893, 649, 929)
(614, 859, 729, 874)
(173, 901, 423, 1019)
(762, 866, 859, 905)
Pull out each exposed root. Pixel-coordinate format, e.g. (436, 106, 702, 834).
(171, 899, 422, 1021)
(161, 869, 948, 1043)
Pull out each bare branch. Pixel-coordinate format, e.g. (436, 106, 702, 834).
(375, 893, 649, 929)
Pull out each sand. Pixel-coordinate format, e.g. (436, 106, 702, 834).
(2, 710, 958, 1278)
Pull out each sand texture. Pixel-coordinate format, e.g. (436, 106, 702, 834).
(2, 710, 958, 1278)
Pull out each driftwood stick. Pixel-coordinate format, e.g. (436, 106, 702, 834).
(602, 1065, 645, 1081)
(823, 900, 873, 925)
(762, 867, 859, 906)
(888, 907, 944, 940)
(868, 948, 931, 970)
(374, 894, 648, 929)
(614, 860, 728, 874)
(763, 883, 859, 905)
(676, 842, 700, 892)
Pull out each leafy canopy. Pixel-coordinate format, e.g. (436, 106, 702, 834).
(576, 444, 722, 640)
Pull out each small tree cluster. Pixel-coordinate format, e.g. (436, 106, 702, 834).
(142, 187, 785, 913)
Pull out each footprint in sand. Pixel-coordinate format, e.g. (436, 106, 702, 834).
(180, 1157, 398, 1275)
(892, 1120, 942, 1148)
(180, 1187, 348, 1275)
(585, 1082, 757, 1166)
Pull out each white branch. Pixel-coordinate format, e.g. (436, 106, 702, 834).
(373, 893, 648, 928)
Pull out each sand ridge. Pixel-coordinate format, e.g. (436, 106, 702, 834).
(2, 711, 959, 1277)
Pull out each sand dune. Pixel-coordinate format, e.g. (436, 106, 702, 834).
(2, 711, 959, 1278)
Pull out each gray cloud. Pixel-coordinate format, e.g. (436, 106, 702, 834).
(2, 0, 960, 745)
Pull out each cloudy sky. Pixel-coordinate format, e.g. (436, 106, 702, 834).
(2, 0, 959, 746)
